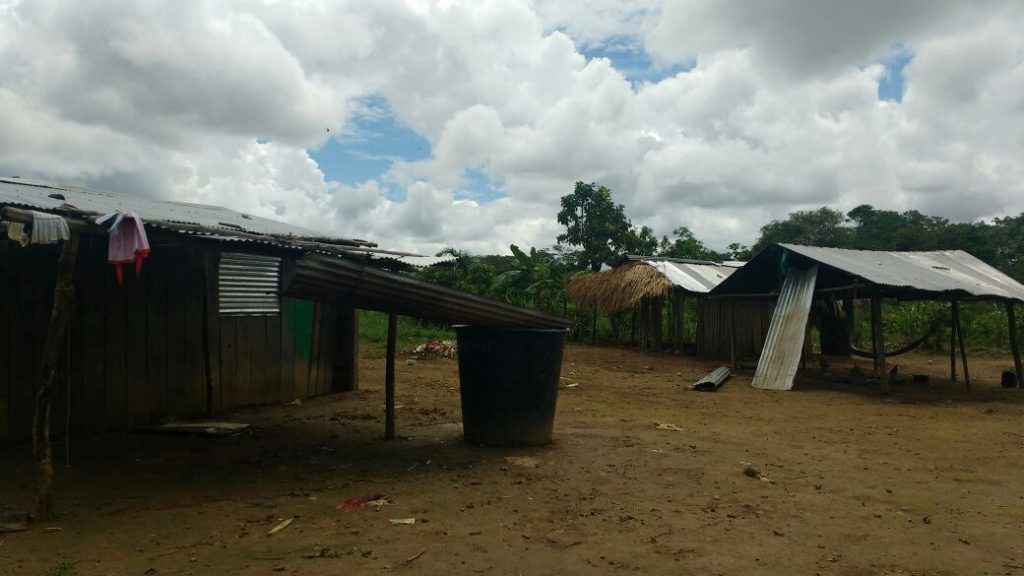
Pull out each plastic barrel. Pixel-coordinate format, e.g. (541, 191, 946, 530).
(454, 326, 568, 446)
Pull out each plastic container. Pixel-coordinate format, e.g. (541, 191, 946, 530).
(454, 326, 568, 446)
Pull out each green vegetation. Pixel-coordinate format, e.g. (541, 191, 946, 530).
(358, 310, 454, 351)
(404, 181, 1024, 354)
(45, 563, 77, 576)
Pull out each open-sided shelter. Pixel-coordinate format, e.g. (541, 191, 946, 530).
(0, 177, 565, 444)
(566, 255, 769, 357)
(711, 243, 1024, 391)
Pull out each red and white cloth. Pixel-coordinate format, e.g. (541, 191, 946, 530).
(96, 211, 150, 283)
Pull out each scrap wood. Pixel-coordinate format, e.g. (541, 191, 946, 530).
(403, 549, 426, 564)
(654, 423, 685, 432)
(266, 517, 294, 536)
(389, 518, 416, 525)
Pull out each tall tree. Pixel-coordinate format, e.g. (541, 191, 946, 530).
(658, 226, 721, 260)
(752, 207, 850, 252)
(556, 182, 632, 271)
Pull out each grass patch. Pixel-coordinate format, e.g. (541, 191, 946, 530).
(46, 563, 77, 576)
(358, 310, 455, 351)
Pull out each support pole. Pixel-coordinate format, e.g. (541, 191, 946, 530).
(953, 301, 970, 392)
(33, 232, 80, 520)
(639, 299, 649, 350)
(591, 307, 598, 345)
(949, 301, 957, 382)
(672, 292, 684, 354)
(1007, 301, 1022, 389)
(384, 313, 397, 440)
(729, 297, 737, 370)
(652, 296, 663, 352)
(871, 290, 889, 394)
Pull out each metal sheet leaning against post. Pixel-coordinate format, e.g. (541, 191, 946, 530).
(750, 265, 819, 391)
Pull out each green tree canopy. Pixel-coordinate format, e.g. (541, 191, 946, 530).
(556, 182, 633, 271)
(751, 207, 850, 252)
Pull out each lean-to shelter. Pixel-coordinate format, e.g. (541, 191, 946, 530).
(711, 243, 1024, 391)
(0, 177, 566, 443)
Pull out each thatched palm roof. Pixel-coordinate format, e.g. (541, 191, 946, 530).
(566, 262, 674, 312)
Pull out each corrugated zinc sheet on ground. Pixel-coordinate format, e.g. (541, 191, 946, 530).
(781, 244, 1024, 301)
(751, 265, 818, 391)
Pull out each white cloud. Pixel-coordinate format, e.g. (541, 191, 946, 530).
(0, 0, 1022, 257)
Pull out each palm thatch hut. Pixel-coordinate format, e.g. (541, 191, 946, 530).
(567, 256, 769, 357)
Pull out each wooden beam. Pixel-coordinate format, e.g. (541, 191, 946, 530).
(953, 301, 970, 392)
(639, 299, 649, 350)
(384, 313, 397, 440)
(949, 301, 957, 382)
(652, 296, 663, 352)
(33, 232, 80, 520)
(871, 291, 889, 394)
(672, 291, 684, 354)
(332, 306, 359, 392)
(729, 297, 737, 370)
(1007, 301, 1022, 389)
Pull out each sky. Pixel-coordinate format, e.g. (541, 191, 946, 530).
(1, 0, 1022, 256)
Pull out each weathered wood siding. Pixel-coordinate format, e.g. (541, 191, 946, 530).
(697, 296, 776, 360)
(0, 236, 340, 443)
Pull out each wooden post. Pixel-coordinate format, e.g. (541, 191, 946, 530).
(591, 307, 598, 344)
(672, 292, 684, 354)
(652, 296, 663, 352)
(729, 298, 737, 370)
(953, 301, 970, 392)
(384, 313, 397, 440)
(639, 299, 649, 350)
(1007, 301, 1022, 388)
(949, 301, 957, 382)
(33, 232, 80, 519)
(871, 291, 889, 394)
(630, 306, 637, 346)
(333, 306, 359, 392)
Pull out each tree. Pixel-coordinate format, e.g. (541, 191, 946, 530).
(622, 225, 659, 257)
(752, 207, 850, 252)
(658, 226, 720, 260)
(556, 182, 632, 271)
(492, 245, 568, 313)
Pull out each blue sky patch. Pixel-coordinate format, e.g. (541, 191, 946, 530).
(877, 50, 912, 102)
(454, 166, 506, 203)
(310, 96, 431, 187)
(579, 35, 695, 84)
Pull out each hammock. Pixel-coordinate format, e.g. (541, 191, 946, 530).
(848, 321, 940, 359)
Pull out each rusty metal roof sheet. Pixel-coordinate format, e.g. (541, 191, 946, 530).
(629, 256, 741, 294)
(750, 265, 818, 391)
(0, 177, 371, 246)
(779, 244, 1024, 301)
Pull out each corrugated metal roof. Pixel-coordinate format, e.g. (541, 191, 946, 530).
(750, 265, 818, 391)
(288, 254, 569, 328)
(634, 258, 740, 294)
(0, 177, 369, 245)
(780, 244, 1024, 301)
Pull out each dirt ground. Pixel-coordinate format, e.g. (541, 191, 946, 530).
(3, 343, 1024, 575)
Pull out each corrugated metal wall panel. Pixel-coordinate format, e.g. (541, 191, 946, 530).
(750, 266, 818, 391)
(218, 253, 281, 316)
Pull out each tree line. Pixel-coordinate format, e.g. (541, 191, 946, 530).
(417, 181, 1024, 351)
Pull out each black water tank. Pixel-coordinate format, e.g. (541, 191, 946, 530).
(454, 326, 567, 446)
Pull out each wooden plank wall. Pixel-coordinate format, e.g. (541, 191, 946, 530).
(216, 296, 337, 411)
(697, 297, 777, 360)
(0, 238, 340, 443)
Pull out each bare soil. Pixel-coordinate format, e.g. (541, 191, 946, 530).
(3, 344, 1024, 575)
